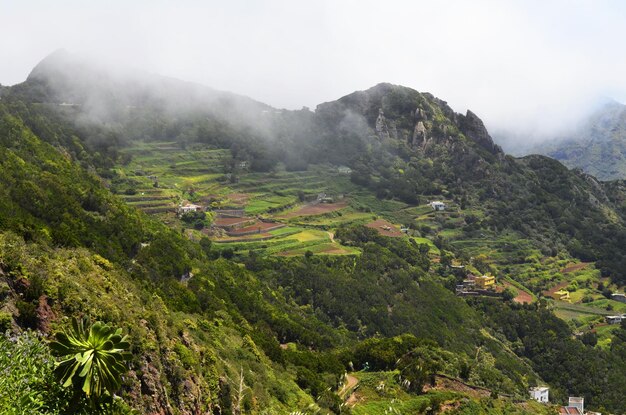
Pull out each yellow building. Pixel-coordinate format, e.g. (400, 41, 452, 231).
(551, 290, 570, 302)
(475, 275, 496, 290)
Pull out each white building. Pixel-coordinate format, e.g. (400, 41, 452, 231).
(606, 315, 625, 325)
(529, 386, 549, 403)
(568, 397, 584, 414)
(178, 204, 202, 215)
(612, 293, 626, 303)
(430, 201, 446, 211)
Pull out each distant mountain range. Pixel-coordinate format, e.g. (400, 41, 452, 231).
(497, 100, 626, 181)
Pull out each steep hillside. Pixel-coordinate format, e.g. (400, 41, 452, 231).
(0, 100, 557, 413)
(0, 104, 336, 413)
(4, 52, 626, 414)
(308, 83, 626, 284)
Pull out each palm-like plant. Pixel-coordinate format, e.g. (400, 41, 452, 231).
(50, 317, 131, 399)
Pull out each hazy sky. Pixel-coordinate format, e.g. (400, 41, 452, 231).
(2, 0, 626, 142)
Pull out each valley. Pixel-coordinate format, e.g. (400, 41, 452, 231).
(113, 141, 626, 350)
(1, 51, 626, 415)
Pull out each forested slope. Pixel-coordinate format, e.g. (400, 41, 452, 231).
(2, 52, 626, 414)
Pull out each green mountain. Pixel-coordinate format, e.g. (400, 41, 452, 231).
(2, 51, 626, 414)
(531, 100, 626, 180)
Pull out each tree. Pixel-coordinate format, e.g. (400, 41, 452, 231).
(398, 360, 430, 393)
(502, 287, 518, 302)
(50, 317, 131, 400)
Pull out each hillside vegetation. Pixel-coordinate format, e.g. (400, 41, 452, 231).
(2, 51, 626, 414)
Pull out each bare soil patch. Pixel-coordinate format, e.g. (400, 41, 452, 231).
(214, 217, 253, 227)
(229, 221, 284, 235)
(498, 282, 533, 304)
(279, 201, 348, 218)
(561, 262, 590, 274)
(225, 192, 251, 205)
(543, 280, 570, 297)
(365, 219, 403, 237)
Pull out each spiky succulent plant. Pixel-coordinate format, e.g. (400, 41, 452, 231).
(50, 317, 131, 399)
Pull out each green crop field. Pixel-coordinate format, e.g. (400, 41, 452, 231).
(113, 142, 622, 345)
(113, 142, 373, 256)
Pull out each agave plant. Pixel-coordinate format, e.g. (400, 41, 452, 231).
(50, 317, 131, 399)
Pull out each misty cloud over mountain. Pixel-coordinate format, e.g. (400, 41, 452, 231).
(3, 1, 626, 146)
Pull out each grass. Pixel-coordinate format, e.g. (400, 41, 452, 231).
(291, 229, 330, 242)
(245, 194, 297, 215)
(584, 298, 626, 313)
(348, 371, 461, 415)
(595, 324, 620, 349)
(278, 243, 360, 256)
(411, 237, 440, 255)
(551, 301, 613, 317)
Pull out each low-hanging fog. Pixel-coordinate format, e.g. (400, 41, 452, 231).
(3, 0, 626, 153)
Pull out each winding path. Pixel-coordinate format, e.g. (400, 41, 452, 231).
(327, 231, 335, 243)
(339, 373, 359, 400)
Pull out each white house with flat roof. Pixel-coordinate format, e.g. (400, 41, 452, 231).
(178, 204, 203, 215)
(430, 201, 446, 211)
(612, 293, 626, 303)
(606, 315, 625, 325)
(568, 397, 584, 414)
(529, 386, 549, 403)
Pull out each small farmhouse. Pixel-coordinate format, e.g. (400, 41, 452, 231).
(178, 204, 203, 215)
(606, 315, 625, 325)
(430, 201, 446, 211)
(317, 193, 334, 203)
(611, 293, 626, 303)
(567, 397, 584, 415)
(455, 275, 478, 296)
(529, 386, 549, 403)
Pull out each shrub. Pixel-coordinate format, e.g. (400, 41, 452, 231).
(0, 331, 69, 414)
(0, 311, 12, 332)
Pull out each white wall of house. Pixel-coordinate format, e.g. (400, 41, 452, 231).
(530, 387, 549, 403)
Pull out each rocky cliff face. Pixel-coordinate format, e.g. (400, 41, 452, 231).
(459, 110, 502, 155)
(315, 82, 503, 160)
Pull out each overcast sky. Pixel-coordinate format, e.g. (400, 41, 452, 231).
(2, 0, 626, 143)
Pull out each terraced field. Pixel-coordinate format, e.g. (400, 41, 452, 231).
(114, 142, 397, 256)
(113, 142, 624, 344)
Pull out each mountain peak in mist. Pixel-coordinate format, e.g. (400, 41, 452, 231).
(11, 49, 273, 126)
(27, 48, 72, 80)
(528, 99, 626, 180)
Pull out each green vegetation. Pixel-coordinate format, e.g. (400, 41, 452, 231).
(3, 54, 626, 414)
(50, 318, 131, 400)
(0, 331, 70, 415)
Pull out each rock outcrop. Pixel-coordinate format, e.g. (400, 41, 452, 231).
(375, 109, 390, 140)
(413, 121, 427, 146)
(459, 110, 502, 155)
